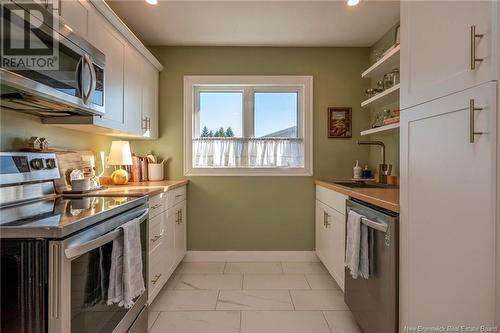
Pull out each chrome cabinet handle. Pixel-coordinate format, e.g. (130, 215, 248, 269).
(470, 25, 484, 70)
(151, 233, 163, 243)
(151, 274, 162, 285)
(143, 117, 151, 130)
(323, 211, 330, 228)
(469, 99, 484, 143)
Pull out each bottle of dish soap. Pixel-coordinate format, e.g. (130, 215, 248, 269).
(353, 160, 362, 179)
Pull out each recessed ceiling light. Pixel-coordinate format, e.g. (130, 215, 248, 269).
(347, 0, 360, 6)
(146, 0, 157, 5)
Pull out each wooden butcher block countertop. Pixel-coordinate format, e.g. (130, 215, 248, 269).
(315, 180, 400, 213)
(96, 179, 189, 197)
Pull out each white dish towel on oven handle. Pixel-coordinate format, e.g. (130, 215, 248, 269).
(107, 216, 145, 309)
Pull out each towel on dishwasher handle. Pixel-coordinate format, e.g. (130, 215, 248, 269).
(107, 217, 145, 309)
(345, 210, 370, 279)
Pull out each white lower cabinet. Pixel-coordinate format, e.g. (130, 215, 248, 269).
(400, 82, 497, 328)
(315, 186, 348, 291)
(148, 212, 166, 301)
(147, 186, 187, 304)
(172, 200, 187, 264)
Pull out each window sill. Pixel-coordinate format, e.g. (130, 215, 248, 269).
(185, 167, 313, 177)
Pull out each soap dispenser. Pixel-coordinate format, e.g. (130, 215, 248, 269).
(353, 160, 362, 179)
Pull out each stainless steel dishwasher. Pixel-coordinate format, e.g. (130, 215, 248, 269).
(344, 199, 399, 333)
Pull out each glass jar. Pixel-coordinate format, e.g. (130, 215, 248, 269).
(384, 73, 394, 89)
(391, 68, 400, 85)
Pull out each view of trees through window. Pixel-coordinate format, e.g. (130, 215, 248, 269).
(200, 126, 235, 137)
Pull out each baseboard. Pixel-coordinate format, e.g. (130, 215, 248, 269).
(184, 251, 319, 262)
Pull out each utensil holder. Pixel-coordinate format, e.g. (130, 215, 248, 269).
(148, 163, 164, 181)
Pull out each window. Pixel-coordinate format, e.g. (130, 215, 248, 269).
(184, 76, 313, 176)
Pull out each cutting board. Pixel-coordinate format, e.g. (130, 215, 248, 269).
(53, 150, 94, 193)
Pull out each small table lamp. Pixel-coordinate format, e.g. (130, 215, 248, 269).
(108, 141, 133, 185)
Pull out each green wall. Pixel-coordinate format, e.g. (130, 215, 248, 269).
(131, 46, 371, 251)
(0, 110, 115, 153)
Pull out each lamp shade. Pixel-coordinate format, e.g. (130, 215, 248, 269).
(107, 141, 133, 166)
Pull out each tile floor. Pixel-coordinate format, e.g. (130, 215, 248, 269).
(148, 261, 363, 333)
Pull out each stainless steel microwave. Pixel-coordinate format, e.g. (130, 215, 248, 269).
(0, 1, 105, 116)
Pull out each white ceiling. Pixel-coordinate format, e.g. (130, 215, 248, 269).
(106, 0, 400, 47)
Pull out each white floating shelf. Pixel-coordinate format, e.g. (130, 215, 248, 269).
(362, 44, 400, 79)
(361, 123, 400, 136)
(361, 84, 400, 108)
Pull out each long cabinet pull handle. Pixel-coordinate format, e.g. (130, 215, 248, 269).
(470, 25, 484, 70)
(323, 211, 331, 228)
(469, 99, 484, 143)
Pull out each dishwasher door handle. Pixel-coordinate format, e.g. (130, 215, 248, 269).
(360, 217, 388, 233)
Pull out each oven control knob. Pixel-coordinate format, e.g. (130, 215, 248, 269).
(30, 158, 44, 170)
(45, 158, 56, 169)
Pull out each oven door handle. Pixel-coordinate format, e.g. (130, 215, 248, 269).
(64, 209, 149, 260)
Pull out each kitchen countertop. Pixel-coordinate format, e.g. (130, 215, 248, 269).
(94, 180, 189, 197)
(315, 180, 400, 213)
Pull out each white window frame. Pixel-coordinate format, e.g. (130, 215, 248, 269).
(184, 75, 313, 176)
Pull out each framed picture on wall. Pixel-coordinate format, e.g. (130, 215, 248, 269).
(328, 107, 352, 138)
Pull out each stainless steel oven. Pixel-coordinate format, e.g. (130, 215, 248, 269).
(48, 206, 149, 333)
(0, 1, 105, 116)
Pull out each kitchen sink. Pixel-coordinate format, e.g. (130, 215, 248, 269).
(334, 181, 398, 189)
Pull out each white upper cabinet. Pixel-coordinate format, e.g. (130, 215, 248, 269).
(87, 9, 125, 128)
(59, 0, 88, 37)
(123, 46, 144, 136)
(400, 81, 497, 329)
(141, 58, 160, 139)
(52, 0, 162, 138)
(401, 1, 498, 109)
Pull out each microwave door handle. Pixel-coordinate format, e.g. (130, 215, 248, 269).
(87, 55, 96, 104)
(81, 54, 95, 104)
(76, 56, 83, 98)
(64, 209, 149, 260)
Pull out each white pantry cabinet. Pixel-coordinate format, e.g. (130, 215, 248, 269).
(315, 185, 348, 291)
(400, 1, 498, 110)
(399, 82, 497, 329)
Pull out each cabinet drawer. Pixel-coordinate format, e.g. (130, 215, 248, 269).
(148, 245, 165, 302)
(148, 214, 164, 252)
(166, 186, 186, 208)
(149, 193, 165, 218)
(316, 186, 348, 214)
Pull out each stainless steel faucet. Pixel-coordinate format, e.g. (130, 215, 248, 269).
(357, 140, 392, 184)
